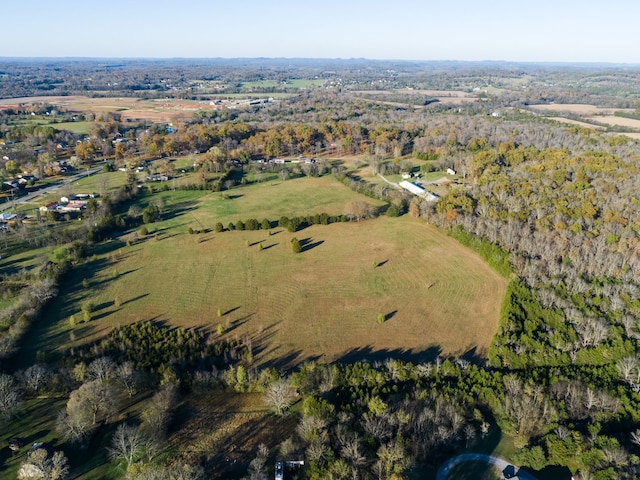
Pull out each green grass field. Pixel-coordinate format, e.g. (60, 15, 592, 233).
(51, 121, 98, 134)
(23, 215, 505, 369)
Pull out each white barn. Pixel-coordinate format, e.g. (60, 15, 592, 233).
(399, 181, 438, 202)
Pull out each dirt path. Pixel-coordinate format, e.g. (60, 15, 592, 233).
(377, 173, 401, 188)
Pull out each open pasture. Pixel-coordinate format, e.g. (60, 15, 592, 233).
(587, 115, 640, 130)
(33, 211, 506, 369)
(528, 103, 631, 115)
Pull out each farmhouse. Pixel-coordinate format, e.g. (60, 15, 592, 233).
(40, 202, 59, 212)
(61, 193, 95, 203)
(58, 201, 86, 213)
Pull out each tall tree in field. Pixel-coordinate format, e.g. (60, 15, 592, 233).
(67, 379, 119, 426)
(264, 378, 298, 415)
(109, 423, 146, 467)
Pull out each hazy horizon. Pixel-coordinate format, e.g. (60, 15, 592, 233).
(4, 0, 640, 64)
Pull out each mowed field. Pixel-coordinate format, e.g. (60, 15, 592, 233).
(20, 175, 506, 369)
(530, 103, 640, 136)
(0, 96, 218, 123)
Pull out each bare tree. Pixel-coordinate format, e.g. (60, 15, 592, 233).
(109, 423, 146, 466)
(0, 373, 21, 421)
(67, 379, 119, 426)
(501, 375, 555, 440)
(86, 357, 115, 384)
(20, 364, 51, 395)
(574, 318, 609, 348)
(141, 384, 178, 439)
(29, 278, 57, 306)
(244, 443, 269, 480)
(376, 441, 407, 479)
(344, 200, 371, 222)
(56, 409, 92, 445)
(115, 361, 139, 397)
(264, 378, 298, 416)
(340, 434, 368, 476)
(617, 357, 640, 391)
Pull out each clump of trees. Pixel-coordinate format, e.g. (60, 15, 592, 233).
(70, 321, 249, 383)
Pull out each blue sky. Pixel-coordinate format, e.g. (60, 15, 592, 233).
(3, 0, 639, 63)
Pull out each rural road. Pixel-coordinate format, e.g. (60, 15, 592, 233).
(377, 173, 401, 187)
(0, 167, 102, 212)
(437, 453, 539, 480)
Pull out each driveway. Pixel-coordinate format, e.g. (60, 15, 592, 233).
(437, 453, 538, 480)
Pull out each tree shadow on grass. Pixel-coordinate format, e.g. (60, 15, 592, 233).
(375, 259, 389, 268)
(336, 344, 443, 366)
(223, 306, 241, 316)
(384, 310, 397, 321)
(223, 313, 254, 336)
(121, 293, 149, 306)
(262, 349, 321, 372)
(158, 200, 198, 222)
(299, 237, 324, 252)
(461, 346, 486, 365)
(261, 243, 278, 250)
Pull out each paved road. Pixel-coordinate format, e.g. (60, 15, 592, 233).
(437, 453, 539, 480)
(0, 167, 102, 212)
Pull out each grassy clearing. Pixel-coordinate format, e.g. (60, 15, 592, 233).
(70, 169, 129, 193)
(26, 213, 506, 369)
(51, 121, 97, 134)
(0, 398, 67, 480)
